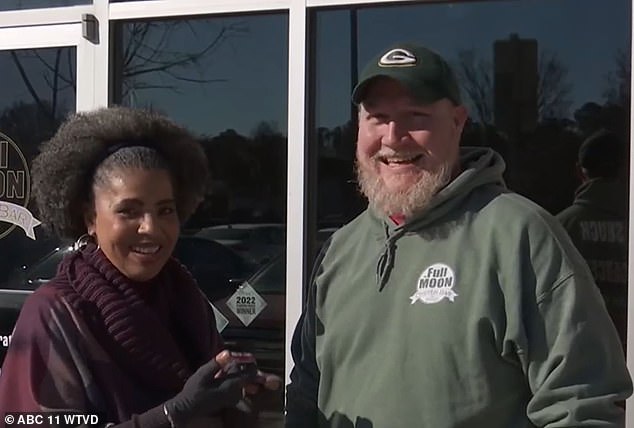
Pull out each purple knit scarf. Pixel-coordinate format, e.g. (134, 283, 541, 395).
(57, 245, 219, 394)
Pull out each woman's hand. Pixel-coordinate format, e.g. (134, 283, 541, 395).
(215, 350, 283, 417)
(217, 350, 282, 394)
(164, 350, 250, 425)
(245, 370, 283, 394)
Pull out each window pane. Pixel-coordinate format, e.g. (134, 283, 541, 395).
(314, 0, 631, 220)
(0, 0, 89, 11)
(111, 14, 288, 421)
(0, 46, 76, 360)
(312, 0, 630, 346)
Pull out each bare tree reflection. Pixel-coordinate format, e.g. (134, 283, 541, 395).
(455, 47, 572, 124)
(8, 19, 248, 118)
(603, 49, 631, 108)
(537, 50, 572, 119)
(119, 20, 248, 100)
(455, 49, 494, 124)
(9, 49, 74, 124)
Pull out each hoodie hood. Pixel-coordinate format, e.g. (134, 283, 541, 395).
(572, 178, 628, 218)
(374, 147, 506, 290)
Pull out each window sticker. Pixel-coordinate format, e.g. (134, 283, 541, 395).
(0, 132, 40, 240)
(226, 282, 268, 327)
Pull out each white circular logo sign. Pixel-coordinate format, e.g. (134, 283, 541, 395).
(410, 263, 458, 304)
(0, 131, 40, 240)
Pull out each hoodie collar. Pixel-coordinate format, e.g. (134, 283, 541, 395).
(572, 177, 627, 217)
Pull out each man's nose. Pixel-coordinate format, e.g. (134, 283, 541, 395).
(382, 120, 409, 146)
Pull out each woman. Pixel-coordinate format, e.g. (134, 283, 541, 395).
(0, 107, 276, 427)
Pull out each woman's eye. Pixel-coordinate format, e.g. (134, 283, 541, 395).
(117, 208, 138, 218)
(159, 206, 176, 216)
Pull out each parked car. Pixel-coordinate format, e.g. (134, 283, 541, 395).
(2, 236, 256, 296)
(0, 236, 257, 363)
(195, 223, 285, 266)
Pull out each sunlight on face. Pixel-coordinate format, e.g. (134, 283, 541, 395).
(85, 168, 180, 282)
(355, 78, 467, 218)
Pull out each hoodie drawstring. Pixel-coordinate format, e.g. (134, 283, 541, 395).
(376, 224, 406, 291)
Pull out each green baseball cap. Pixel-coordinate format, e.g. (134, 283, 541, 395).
(352, 43, 462, 106)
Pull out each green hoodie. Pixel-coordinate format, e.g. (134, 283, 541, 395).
(286, 147, 631, 428)
(557, 178, 628, 349)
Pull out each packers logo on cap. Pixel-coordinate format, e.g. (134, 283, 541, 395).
(378, 48, 417, 67)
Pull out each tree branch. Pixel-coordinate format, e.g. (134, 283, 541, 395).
(9, 50, 53, 121)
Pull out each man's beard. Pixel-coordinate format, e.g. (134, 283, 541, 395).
(356, 158, 451, 219)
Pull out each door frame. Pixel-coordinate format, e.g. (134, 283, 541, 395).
(0, 22, 97, 112)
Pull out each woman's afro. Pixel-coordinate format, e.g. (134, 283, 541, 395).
(31, 106, 209, 239)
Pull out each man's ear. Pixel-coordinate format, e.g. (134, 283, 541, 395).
(453, 105, 468, 131)
(358, 103, 368, 120)
(451, 105, 469, 143)
(575, 163, 588, 183)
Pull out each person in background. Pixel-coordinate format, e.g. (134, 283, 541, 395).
(0, 106, 279, 427)
(286, 43, 631, 428)
(557, 130, 628, 351)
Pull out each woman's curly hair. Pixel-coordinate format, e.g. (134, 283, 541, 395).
(31, 106, 209, 239)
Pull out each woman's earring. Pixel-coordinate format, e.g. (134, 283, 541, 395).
(74, 233, 97, 251)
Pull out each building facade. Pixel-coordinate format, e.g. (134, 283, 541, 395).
(0, 0, 631, 424)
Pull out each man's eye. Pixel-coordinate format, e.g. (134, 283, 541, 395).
(369, 114, 388, 123)
(411, 111, 430, 118)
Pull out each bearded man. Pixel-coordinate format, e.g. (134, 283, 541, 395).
(285, 43, 631, 428)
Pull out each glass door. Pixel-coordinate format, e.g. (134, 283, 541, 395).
(110, 13, 289, 425)
(0, 23, 89, 361)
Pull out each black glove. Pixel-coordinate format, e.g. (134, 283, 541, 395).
(165, 358, 246, 426)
